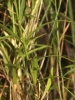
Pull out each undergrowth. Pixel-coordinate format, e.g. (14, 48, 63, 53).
(0, 0, 75, 100)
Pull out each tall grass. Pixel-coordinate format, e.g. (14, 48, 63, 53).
(0, 0, 75, 100)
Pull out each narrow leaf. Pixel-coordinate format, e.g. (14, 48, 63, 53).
(41, 67, 54, 100)
(30, 56, 38, 85)
(41, 78, 51, 100)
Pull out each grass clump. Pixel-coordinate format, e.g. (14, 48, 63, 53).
(0, 0, 75, 100)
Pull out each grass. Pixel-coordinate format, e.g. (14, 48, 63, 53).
(0, 0, 75, 100)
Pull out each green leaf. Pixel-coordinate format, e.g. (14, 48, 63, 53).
(43, 0, 50, 7)
(12, 67, 17, 84)
(19, 0, 25, 24)
(43, 0, 52, 8)
(41, 77, 51, 100)
(32, 0, 35, 9)
(0, 43, 10, 74)
(64, 87, 75, 98)
(0, 23, 17, 37)
(64, 64, 75, 69)
(41, 67, 54, 100)
(50, 67, 54, 76)
(30, 56, 38, 85)
(28, 45, 48, 55)
(64, 67, 75, 76)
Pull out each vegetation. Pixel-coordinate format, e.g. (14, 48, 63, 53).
(0, 0, 75, 100)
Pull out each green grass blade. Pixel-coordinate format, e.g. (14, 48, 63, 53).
(41, 67, 54, 100)
(19, 0, 25, 24)
(30, 56, 38, 85)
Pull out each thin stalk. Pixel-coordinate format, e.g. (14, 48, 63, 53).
(55, 0, 64, 100)
(68, 0, 75, 95)
(49, 0, 62, 39)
